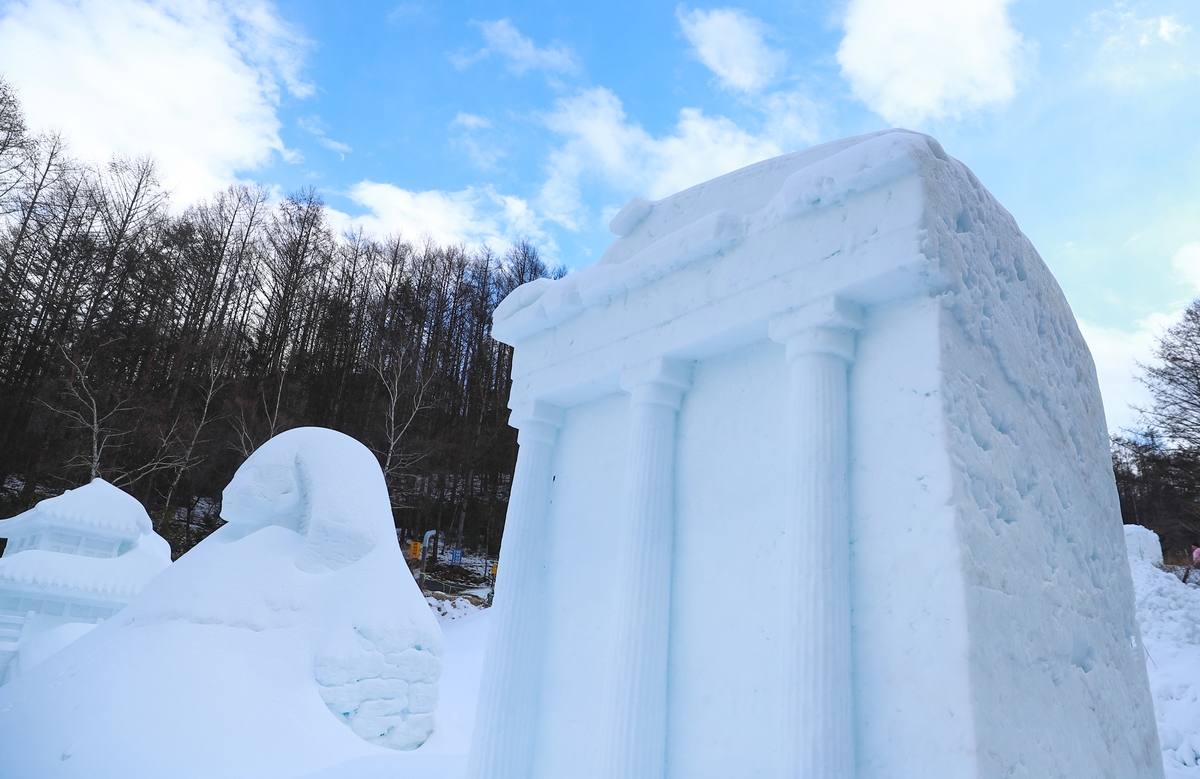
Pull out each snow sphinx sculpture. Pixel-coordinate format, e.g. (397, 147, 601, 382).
(0, 479, 171, 685)
(470, 130, 1162, 779)
(0, 428, 442, 779)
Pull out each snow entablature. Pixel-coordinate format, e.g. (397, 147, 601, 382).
(0, 479, 171, 685)
(474, 130, 1163, 779)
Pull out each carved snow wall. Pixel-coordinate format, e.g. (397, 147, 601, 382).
(469, 129, 1162, 779)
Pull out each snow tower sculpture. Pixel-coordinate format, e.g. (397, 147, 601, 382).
(0, 478, 170, 684)
(0, 428, 443, 779)
(470, 130, 1162, 779)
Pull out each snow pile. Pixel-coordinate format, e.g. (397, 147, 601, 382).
(1128, 525, 1200, 777)
(0, 479, 171, 684)
(0, 428, 448, 778)
(426, 594, 484, 622)
(1128, 524, 1166, 567)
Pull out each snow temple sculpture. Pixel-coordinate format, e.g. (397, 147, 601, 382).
(470, 130, 1162, 779)
(0, 428, 444, 778)
(0, 478, 170, 684)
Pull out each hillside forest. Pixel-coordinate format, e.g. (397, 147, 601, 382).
(0, 76, 561, 559)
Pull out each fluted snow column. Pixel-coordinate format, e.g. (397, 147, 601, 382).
(467, 400, 564, 779)
(598, 358, 693, 779)
(769, 297, 863, 779)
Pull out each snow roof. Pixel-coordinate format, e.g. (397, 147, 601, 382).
(492, 129, 968, 410)
(0, 479, 154, 542)
(0, 533, 171, 603)
(492, 128, 936, 346)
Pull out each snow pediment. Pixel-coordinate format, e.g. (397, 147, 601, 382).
(0, 480, 153, 543)
(492, 129, 953, 409)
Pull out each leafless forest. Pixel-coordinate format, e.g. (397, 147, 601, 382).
(0, 76, 560, 558)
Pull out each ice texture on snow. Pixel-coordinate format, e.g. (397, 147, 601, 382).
(481, 129, 1161, 778)
(1127, 526, 1200, 777)
(0, 428, 444, 777)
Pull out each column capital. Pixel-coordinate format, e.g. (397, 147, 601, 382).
(509, 400, 565, 445)
(769, 297, 863, 364)
(620, 358, 694, 410)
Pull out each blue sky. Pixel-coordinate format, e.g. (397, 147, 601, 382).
(0, 0, 1197, 429)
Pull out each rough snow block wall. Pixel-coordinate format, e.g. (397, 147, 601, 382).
(472, 129, 1161, 779)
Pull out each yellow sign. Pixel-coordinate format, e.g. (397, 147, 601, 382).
(409, 542, 421, 559)
(491, 562, 498, 577)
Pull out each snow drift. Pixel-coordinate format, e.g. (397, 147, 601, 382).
(0, 427, 443, 778)
(1125, 525, 1200, 778)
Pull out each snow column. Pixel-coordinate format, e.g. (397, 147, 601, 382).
(466, 400, 564, 779)
(769, 297, 862, 779)
(598, 358, 692, 779)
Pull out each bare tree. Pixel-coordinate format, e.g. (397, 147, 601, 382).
(0, 75, 28, 206)
(1141, 301, 1200, 450)
(373, 345, 432, 500)
(45, 344, 137, 480)
(162, 358, 227, 512)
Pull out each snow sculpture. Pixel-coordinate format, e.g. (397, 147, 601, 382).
(470, 130, 1162, 779)
(0, 428, 443, 778)
(0, 478, 170, 684)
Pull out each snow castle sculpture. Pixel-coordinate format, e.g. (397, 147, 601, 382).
(0, 428, 444, 778)
(0, 478, 170, 684)
(471, 130, 1162, 779)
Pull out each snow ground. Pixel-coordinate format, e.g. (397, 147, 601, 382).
(426, 594, 486, 622)
(1129, 545, 1200, 778)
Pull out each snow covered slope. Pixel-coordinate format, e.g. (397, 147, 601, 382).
(479, 129, 1161, 779)
(0, 428, 449, 778)
(1127, 527, 1200, 778)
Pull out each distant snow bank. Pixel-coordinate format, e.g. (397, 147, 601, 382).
(1127, 524, 1165, 567)
(1128, 525, 1200, 777)
(426, 594, 485, 622)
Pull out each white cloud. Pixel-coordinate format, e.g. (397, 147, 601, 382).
(340, 180, 550, 252)
(449, 112, 503, 170)
(1076, 242, 1200, 432)
(677, 6, 786, 93)
(1088, 8, 1197, 87)
(539, 86, 815, 229)
(1078, 313, 1178, 432)
(1158, 15, 1188, 44)
(297, 116, 352, 157)
(452, 19, 578, 75)
(0, 0, 309, 203)
(451, 112, 491, 131)
(1171, 241, 1200, 291)
(837, 0, 1027, 126)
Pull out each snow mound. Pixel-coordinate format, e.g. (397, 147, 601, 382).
(426, 595, 484, 622)
(1128, 524, 1165, 567)
(1128, 525, 1200, 777)
(0, 427, 444, 778)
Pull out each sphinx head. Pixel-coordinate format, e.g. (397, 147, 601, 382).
(220, 428, 393, 573)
